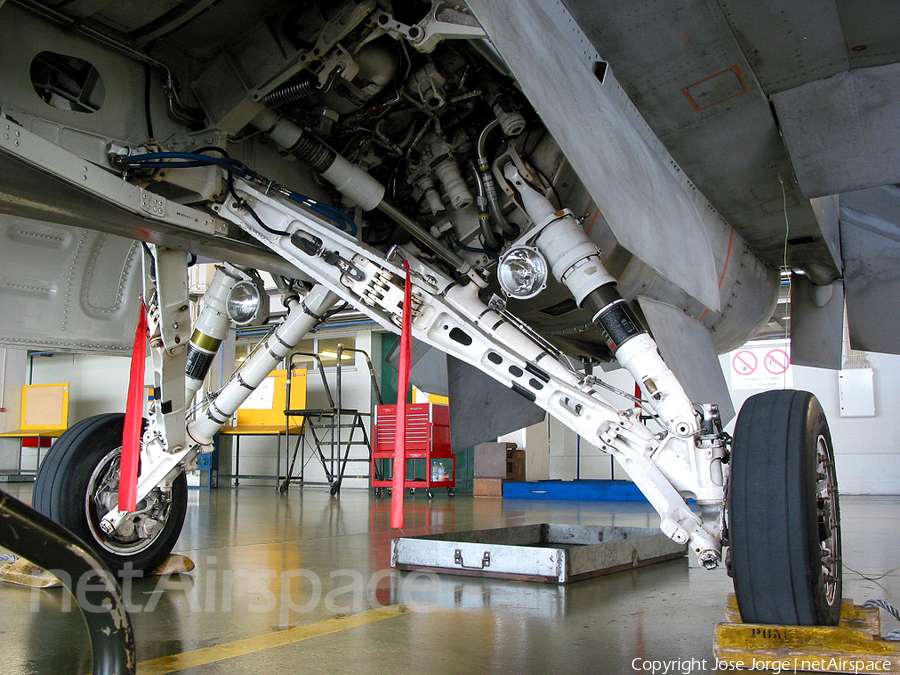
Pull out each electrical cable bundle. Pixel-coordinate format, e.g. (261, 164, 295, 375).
(122, 151, 358, 236)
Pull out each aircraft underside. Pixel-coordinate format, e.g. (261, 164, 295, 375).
(0, 0, 844, 629)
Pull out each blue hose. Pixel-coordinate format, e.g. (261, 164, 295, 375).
(124, 152, 357, 235)
(286, 191, 358, 236)
(455, 239, 499, 261)
(123, 152, 254, 177)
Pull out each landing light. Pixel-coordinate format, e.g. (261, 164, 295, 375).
(498, 246, 549, 299)
(226, 280, 269, 326)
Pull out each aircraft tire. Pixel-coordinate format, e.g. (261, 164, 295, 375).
(729, 389, 842, 625)
(34, 413, 188, 575)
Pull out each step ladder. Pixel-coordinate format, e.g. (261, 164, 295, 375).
(279, 347, 381, 496)
(282, 408, 372, 495)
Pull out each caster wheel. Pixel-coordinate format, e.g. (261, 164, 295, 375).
(373, 488, 381, 497)
(408, 488, 415, 495)
(426, 489, 434, 499)
(448, 488, 455, 498)
(729, 389, 842, 626)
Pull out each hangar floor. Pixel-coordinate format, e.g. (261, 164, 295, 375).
(1, 485, 898, 675)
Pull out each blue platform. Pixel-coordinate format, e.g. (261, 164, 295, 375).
(502, 479, 648, 502)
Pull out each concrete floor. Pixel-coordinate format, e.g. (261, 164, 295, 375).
(1, 485, 898, 674)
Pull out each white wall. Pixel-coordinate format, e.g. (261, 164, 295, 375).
(720, 346, 900, 495)
(0, 348, 28, 472)
(13, 352, 130, 471)
(4, 327, 380, 489)
(501, 342, 900, 496)
(224, 328, 379, 490)
(30, 352, 130, 418)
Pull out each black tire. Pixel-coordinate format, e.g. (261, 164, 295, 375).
(426, 489, 434, 499)
(729, 390, 842, 626)
(34, 413, 188, 575)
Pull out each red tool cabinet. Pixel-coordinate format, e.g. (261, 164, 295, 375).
(372, 403, 455, 499)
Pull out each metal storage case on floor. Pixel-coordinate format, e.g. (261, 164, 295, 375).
(372, 403, 455, 498)
(392, 524, 687, 583)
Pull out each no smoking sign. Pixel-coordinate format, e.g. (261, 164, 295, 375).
(732, 350, 758, 375)
(730, 343, 792, 390)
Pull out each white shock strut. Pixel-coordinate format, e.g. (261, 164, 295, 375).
(100, 284, 338, 537)
(187, 285, 338, 446)
(503, 163, 699, 436)
(184, 264, 242, 403)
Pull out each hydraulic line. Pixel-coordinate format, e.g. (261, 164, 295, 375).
(467, 159, 501, 250)
(119, 151, 357, 234)
(476, 120, 518, 239)
(14, 1, 207, 126)
(251, 110, 483, 284)
(376, 200, 476, 277)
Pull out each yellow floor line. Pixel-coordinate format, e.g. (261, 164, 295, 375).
(138, 604, 411, 675)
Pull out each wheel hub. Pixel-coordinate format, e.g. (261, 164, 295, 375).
(85, 447, 174, 556)
(816, 434, 840, 606)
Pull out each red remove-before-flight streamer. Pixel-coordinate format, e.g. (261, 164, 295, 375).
(391, 260, 412, 529)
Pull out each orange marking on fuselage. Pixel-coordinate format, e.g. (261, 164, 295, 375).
(718, 229, 735, 289)
(586, 207, 600, 236)
(698, 229, 735, 323)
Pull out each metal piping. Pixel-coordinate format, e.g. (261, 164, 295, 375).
(467, 159, 501, 250)
(253, 106, 485, 284)
(12, 0, 166, 69)
(0, 489, 136, 675)
(340, 347, 383, 405)
(376, 200, 482, 285)
(12, 0, 205, 125)
(475, 120, 499, 180)
(475, 120, 518, 239)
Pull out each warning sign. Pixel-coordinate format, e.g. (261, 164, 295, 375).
(764, 348, 790, 375)
(730, 342, 793, 390)
(732, 350, 758, 376)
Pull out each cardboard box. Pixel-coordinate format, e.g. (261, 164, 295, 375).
(473, 477, 504, 497)
(474, 442, 517, 478)
(506, 449, 526, 482)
